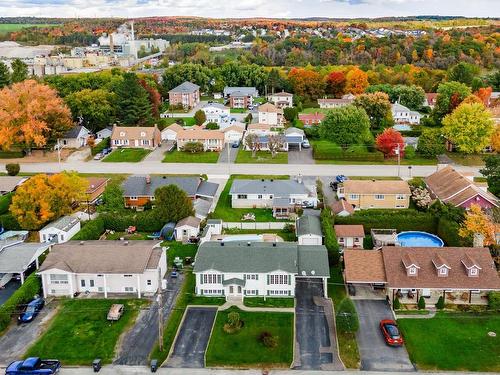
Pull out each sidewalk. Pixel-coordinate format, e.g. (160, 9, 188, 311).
(218, 300, 294, 313)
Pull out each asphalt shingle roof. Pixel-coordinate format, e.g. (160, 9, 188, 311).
(169, 81, 200, 93)
(229, 179, 309, 197)
(122, 176, 201, 197)
(296, 215, 322, 237)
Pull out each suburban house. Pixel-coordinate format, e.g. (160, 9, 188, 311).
(121, 175, 219, 210)
(244, 124, 280, 151)
(344, 246, 500, 306)
(110, 125, 161, 149)
(258, 102, 284, 127)
(229, 91, 253, 109)
(337, 180, 411, 209)
(60, 125, 91, 148)
(84, 177, 109, 204)
(425, 166, 498, 209)
(267, 91, 293, 108)
(219, 119, 245, 131)
(38, 241, 167, 298)
(331, 199, 354, 217)
(96, 127, 112, 141)
(222, 125, 245, 144)
(224, 86, 258, 98)
(229, 177, 317, 218)
(299, 112, 325, 126)
(318, 98, 353, 109)
(176, 127, 225, 151)
(201, 102, 230, 124)
(392, 102, 421, 125)
(424, 93, 437, 108)
(296, 214, 323, 245)
(168, 81, 200, 109)
(0, 176, 29, 196)
(193, 241, 330, 299)
(174, 216, 201, 242)
(161, 123, 184, 142)
(284, 127, 306, 150)
(39, 216, 81, 244)
(334, 225, 365, 249)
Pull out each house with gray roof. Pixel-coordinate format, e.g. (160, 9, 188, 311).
(223, 86, 259, 98)
(60, 125, 91, 148)
(39, 216, 80, 244)
(296, 214, 323, 245)
(193, 241, 329, 299)
(229, 177, 317, 218)
(392, 102, 421, 125)
(168, 81, 200, 108)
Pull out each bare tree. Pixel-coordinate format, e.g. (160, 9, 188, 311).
(268, 134, 283, 158)
(245, 133, 260, 158)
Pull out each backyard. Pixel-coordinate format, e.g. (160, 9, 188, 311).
(102, 148, 150, 162)
(205, 307, 294, 367)
(162, 149, 219, 163)
(25, 299, 147, 365)
(235, 150, 288, 164)
(398, 312, 500, 372)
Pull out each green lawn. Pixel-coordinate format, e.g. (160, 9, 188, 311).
(398, 312, 500, 372)
(25, 299, 146, 365)
(162, 150, 219, 163)
(206, 307, 294, 368)
(328, 266, 360, 369)
(163, 241, 198, 267)
(212, 175, 289, 222)
(446, 152, 486, 166)
(243, 298, 294, 308)
(102, 148, 150, 162)
(230, 108, 247, 114)
(235, 150, 288, 164)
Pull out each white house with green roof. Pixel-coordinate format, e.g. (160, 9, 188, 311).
(193, 241, 330, 299)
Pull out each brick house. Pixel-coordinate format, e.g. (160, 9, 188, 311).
(168, 81, 200, 109)
(298, 112, 325, 126)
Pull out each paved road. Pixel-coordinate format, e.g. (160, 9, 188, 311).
(165, 307, 218, 368)
(3, 161, 480, 178)
(0, 303, 58, 366)
(114, 275, 183, 365)
(294, 279, 343, 370)
(354, 300, 414, 372)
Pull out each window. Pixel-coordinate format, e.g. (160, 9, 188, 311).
(396, 194, 405, 200)
(81, 280, 86, 287)
(269, 290, 290, 296)
(237, 194, 247, 199)
(147, 280, 152, 286)
(124, 275, 133, 278)
(339, 237, 344, 242)
(142, 140, 150, 146)
(469, 268, 478, 276)
(246, 274, 258, 280)
(396, 205, 406, 208)
(374, 194, 385, 200)
(140, 132, 146, 137)
(203, 274, 222, 284)
(129, 197, 138, 201)
(120, 132, 125, 137)
(245, 290, 258, 296)
(270, 274, 289, 285)
(258, 195, 263, 199)
(349, 194, 359, 200)
(409, 267, 417, 275)
(439, 267, 448, 276)
(90, 280, 95, 287)
(124, 287, 134, 292)
(50, 274, 68, 284)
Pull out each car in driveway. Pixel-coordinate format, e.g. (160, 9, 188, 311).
(380, 319, 404, 347)
(6, 357, 61, 375)
(93, 152, 104, 160)
(301, 139, 311, 148)
(18, 297, 44, 324)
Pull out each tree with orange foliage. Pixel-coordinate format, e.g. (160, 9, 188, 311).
(375, 128, 405, 157)
(345, 68, 369, 95)
(287, 68, 325, 100)
(474, 87, 493, 107)
(0, 80, 72, 151)
(325, 71, 346, 98)
(458, 204, 495, 246)
(10, 172, 88, 230)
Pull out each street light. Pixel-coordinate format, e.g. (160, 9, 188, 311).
(408, 166, 413, 178)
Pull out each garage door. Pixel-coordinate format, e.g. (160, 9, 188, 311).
(301, 237, 321, 245)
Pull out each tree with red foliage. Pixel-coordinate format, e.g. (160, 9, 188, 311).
(287, 68, 325, 100)
(325, 71, 346, 98)
(139, 79, 161, 118)
(376, 128, 405, 157)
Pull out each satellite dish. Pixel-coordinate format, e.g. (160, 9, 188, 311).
(301, 271, 306, 276)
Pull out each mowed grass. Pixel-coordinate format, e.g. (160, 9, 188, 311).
(206, 307, 294, 367)
(243, 298, 294, 308)
(398, 312, 500, 372)
(235, 150, 288, 164)
(162, 149, 219, 163)
(102, 148, 150, 162)
(25, 299, 146, 365)
(163, 241, 198, 267)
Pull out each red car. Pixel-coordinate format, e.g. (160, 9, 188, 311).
(380, 319, 404, 346)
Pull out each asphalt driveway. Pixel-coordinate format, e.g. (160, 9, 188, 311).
(165, 307, 218, 368)
(354, 300, 414, 372)
(0, 302, 58, 366)
(0, 280, 20, 306)
(114, 275, 183, 365)
(294, 279, 343, 370)
(288, 148, 314, 164)
(217, 145, 238, 163)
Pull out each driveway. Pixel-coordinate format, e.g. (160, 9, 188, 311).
(0, 280, 20, 306)
(114, 275, 183, 365)
(143, 146, 166, 162)
(217, 145, 238, 164)
(354, 300, 414, 372)
(165, 307, 218, 368)
(294, 279, 343, 370)
(319, 176, 337, 206)
(288, 148, 314, 164)
(0, 302, 58, 366)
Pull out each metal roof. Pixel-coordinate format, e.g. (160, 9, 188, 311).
(0, 242, 51, 274)
(41, 216, 79, 232)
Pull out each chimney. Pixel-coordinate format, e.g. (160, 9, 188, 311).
(473, 233, 485, 248)
(145, 175, 151, 184)
(124, 241, 129, 246)
(273, 242, 277, 247)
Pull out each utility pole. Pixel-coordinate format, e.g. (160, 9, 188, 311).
(157, 268, 164, 352)
(396, 143, 401, 178)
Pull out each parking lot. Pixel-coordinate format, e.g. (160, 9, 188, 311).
(165, 307, 218, 368)
(354, 300, 415, 372)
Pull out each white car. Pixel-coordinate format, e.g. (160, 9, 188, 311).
(93, 152, 104, 160)
(302, 139, 311, 148)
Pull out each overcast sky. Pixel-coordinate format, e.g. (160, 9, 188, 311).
(0, 0, 498, 19)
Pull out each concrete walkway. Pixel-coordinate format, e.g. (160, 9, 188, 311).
(218, 300, 294, 313)
(395, 309, 437, 319)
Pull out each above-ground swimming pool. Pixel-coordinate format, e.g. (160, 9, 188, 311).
(396, 231, 444, 247)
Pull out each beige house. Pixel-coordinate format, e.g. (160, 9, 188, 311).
(337, 180, 410, 209)
(267, 91, 293, 108)
(161, 123, 184, 141)
(334, 225, 365, 249)
(258, 102, 284, 127)
(176, 127, 225, 151)
(111, 125, 161, 149)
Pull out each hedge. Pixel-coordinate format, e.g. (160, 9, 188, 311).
(0, 213, 22, 231)
(321, 207, 340, 265)
(336, 298, 359, 333)
(91, 137, 110, 156)
(312, 141, 384, 161)
(437, 218, 469, 247)
(0, 193, 12, 215)
(0, 151, 24, 159)
(72, 216, 105, 240)
(335, 209, 438, 234)
(399, 129, 422, 137)
(488, 292, 500, 311)
(0, 274, 41, 333)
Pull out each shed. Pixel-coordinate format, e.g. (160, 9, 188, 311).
(296, 215, 323, 245)
(39, 216, 81, 244)
(174, 216, 201, 241)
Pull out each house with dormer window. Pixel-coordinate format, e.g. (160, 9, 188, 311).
(110, 125, 161, 150)
(344, 246, 500, 307)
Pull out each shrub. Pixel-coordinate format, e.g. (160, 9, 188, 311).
(0, 151, 24, 159)
(283, 223, 295, 233)
(0, 213, 21, 230)
(259, 331, 278, 348)
(194, 109, 206, 125)
(437, 218, 469, 247)
(435, 296, 445, 310)
(5, 163, 20, 176)
(393, 297, 401, 310)
(91, 137, 110, 156)
(0, 193, 12, 215)
(417, 296, 426, 310)
(411, 187, 432, 209)
(363, 235, 373, 249)
(404, 145, 416, 159)
(488, 291, 500, 311)
(205, 122, 219, 130)
(72, 217, 105, 240)
(181, 141, 204, 153)
(223, 311, 243, 333)
(321, 207, 340, 265)
(336, 298, 359, 333)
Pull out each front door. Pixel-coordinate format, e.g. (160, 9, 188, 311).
(228, 285, 242, 297)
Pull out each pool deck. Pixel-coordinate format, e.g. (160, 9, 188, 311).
(210, 234, 283, 242)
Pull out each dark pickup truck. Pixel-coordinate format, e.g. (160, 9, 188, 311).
(5, 357, 61, 375)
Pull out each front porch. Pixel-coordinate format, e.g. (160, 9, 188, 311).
(391, 288, 489, 306)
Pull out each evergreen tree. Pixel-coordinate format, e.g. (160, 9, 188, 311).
(114, 73, 152, 125)
(10, 59, 28, 83)
(154, 184, 194, 223)
(0, 61, 10, 88)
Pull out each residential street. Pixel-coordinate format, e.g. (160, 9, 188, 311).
(1, 161, 481, 177)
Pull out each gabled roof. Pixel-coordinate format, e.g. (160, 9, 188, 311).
(392, 102, 411, 112)
(63, 125, 89, 139)
(344, 249, 387, 284)
(122, 175, 200, 197)
(341, 180, 410, 195)
(331, 199, 354, 215)
(176, 216, 201, 228)
(270, 91, 293, 97)
(176, 128, 225, 141)
(259, 102, 281, 113)
(0, 242, 51, 274)
(169, 81, 200, 94)
(432, 253, 451, 269)
(318, 98, 353, 104)
(222, 125, 244, 133)
(229, 179, 309, 197)
(162, 123, 184, 134)
(284, 127, 305, 136)
(111, 125, 159, 140)
(224, 86, 258, 97)
(334, 225, 364, 238)
(0, 176, 28, 193)
(85, 177, 109, 194)
(41, 216, 79, 232)
(296, 215, 322, 237)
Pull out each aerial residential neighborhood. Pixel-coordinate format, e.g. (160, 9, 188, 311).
(0, 4, 499, 375)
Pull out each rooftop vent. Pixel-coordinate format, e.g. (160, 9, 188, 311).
(311, 270, 316, 275)
(273, 242, 277, 247)
(247, 241, 251, 247)
(221, 242, 225, 246)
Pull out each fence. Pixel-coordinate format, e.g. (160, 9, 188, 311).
(222, 222, 289, 230)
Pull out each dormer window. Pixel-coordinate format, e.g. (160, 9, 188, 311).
(408, 267, 417, 275)
(468, 267, 479, 277)
(120, 132, 125, 137)
(140, 132, 146, 137)
(438, 267, 448, 277)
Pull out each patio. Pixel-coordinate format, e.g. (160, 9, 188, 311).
(394, 289, 489, 305)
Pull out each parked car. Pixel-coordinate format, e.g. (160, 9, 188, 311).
(335, 175, 348, 183)
(18, 297, 45, 324)
(380, 319, 404, 346)
(93, 153, 104, 160)
(301, 201, 314, 208)
(170, 270, 179, 278)
(107, 304, 124, 321)
(6, 357, 61, 375)
(301, 139, 311, 148)
(102, 148, 112, 155)
(231, 141, 240, 148)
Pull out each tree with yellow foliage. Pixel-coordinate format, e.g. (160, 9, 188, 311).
(458, 204, 495, 246)
(10, 172, 88, 230)
(345, 67, 369, 95)
(490, 126, 500, 152)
